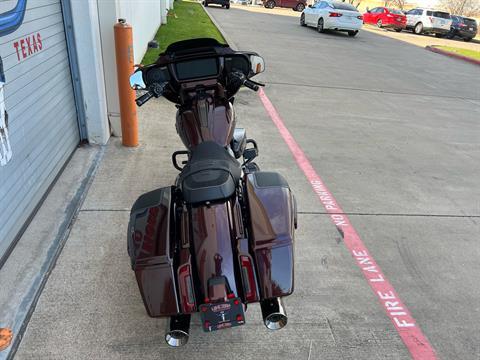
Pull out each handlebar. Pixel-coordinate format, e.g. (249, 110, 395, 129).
(135, 82, 168, 107)
(136, 92, 154, 106)
(230, 72, 264, 92)
(244, 79, 260, 91)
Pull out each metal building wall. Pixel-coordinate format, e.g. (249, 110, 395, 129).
(0, 0, 79, 263)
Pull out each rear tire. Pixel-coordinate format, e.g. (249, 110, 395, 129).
(300, 13, 306, 26)
(348, 30, 358, 37)
(377, 19, 382, 28)
(226, 3, 230, 8)
(463, 37, 472, 42)
(395, 28, 402, 32)
(317, 18, 325, 33)
(414, 22, 423, 34)
(435, 33, 444, 38)
(295, 3, 305, 11)
(265, 0, 275, 8)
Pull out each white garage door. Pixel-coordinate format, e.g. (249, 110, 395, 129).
(0, 0, 80, 264)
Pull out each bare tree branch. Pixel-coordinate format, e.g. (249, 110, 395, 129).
(439, 0, 480, 16)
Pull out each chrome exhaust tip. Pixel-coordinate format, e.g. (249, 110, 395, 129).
(165, 314, 190, 347)
(165, 329, 189, 347)
(260, 297, 288, 331)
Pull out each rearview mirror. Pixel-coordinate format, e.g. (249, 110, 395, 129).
(250, 55, 265, 75)
(130, 70, 146, 90)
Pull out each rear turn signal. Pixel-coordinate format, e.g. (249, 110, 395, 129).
(240, 255, 257, 302)
(329, 12, 343, 17)
(179, 264, 196, 313)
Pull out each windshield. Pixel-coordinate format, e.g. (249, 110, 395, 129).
(331, 2, 357, 11)
(432, 11, 450, 19)
(388, 8, 403, 15)
(463, 18, 477, 26)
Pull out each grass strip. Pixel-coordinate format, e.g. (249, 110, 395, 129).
(435, 46, 480, 61)
(142, 0, 226, 64)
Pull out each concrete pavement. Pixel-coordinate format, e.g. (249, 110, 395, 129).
(12, 4, 480, 360)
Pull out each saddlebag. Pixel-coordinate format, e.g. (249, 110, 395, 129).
(245, 172, 296, 299)
(128, 187, 180, 317)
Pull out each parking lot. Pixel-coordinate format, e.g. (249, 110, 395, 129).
(14, 4, 480, 360)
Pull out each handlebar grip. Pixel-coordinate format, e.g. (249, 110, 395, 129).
(244, 80, 259, 92)
(135, 91, 154, 106)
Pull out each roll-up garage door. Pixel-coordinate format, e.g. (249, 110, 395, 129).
(0, 0, 80, 263)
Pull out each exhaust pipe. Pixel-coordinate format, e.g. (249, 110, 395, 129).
(165, 314, 191, 347)
(260, 297, 288, 330)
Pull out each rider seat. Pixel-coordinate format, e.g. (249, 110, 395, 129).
(178, 141, 241, 204)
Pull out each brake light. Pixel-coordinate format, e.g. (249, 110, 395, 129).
(240, 255, 257, 302)
(329, 12, 342, 17)
(178, 264, 196, 312)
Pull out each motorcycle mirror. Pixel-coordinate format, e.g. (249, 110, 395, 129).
(148, 40, 159, 49)
(250, 55, 265, 75)
(130, 70, 146, 90)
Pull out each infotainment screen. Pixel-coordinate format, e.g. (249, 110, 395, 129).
(175, 58, 219, 81)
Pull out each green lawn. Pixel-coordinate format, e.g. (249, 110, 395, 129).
(436, 46, 480, 61)
(142, 0, 226, 64)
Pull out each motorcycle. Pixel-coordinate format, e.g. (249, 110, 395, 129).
(127, 38, 297, 347)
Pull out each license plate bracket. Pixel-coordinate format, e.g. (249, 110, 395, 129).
(200, 297, 245, 332)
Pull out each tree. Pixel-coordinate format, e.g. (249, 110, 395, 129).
(439, 0, 480, 16)
(384, 0, 406, 10)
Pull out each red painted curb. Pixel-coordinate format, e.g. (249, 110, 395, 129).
(426, 45, 480, 66)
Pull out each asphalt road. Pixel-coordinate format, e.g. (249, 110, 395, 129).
(14, 4, 480, 360)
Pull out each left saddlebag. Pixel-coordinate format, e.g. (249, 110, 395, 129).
(128, 187, 180, 317)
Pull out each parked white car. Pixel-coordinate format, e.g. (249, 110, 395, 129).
(300, 0, 363, 37)
(405, 8, 452, 36)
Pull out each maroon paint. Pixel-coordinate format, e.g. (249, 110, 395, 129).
(245, 174, 295, 299)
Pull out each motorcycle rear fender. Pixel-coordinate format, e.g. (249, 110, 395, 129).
(190, 201, 240, 302)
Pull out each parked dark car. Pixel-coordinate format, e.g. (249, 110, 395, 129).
(263, 0, 307, 12)
(446, 15, 477, 41)
(203, 0, 230, 9)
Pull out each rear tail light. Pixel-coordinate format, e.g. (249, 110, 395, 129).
(240, 255, 257, 302)
(329, 12, 342, 17)
(178, 264, 196, 312)
(357, 15, 363, 20)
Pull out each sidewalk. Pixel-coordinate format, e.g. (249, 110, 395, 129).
(10, 87, 410, 359)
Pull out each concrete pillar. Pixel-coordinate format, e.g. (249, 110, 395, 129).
(69, 0, 110, 144)
(161, 0, 167, 24)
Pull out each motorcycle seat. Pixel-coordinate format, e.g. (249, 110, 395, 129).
(178, 141, 241, 204)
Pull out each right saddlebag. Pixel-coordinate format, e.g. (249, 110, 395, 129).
(128, 186, 180, 317)
(245, 171, 297, 299)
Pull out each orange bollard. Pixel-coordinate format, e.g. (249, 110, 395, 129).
(114, 18, 138, 147)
